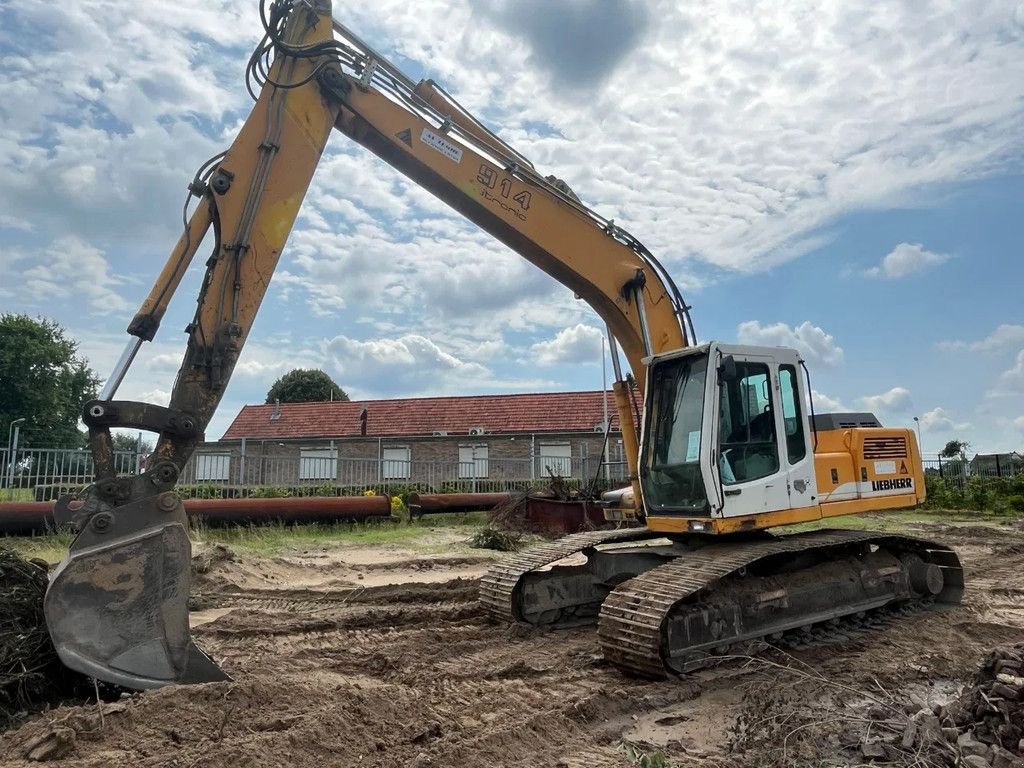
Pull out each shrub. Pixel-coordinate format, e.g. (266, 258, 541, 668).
(468, 526, 523, 552)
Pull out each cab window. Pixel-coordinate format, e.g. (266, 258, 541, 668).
(719, 362, 779, 484)
(779, 365, 807, 463)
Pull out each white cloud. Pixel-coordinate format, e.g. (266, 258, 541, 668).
(921, 409, 966, 434)
(1014, 416, 1024, 431)
(861, 387, 912, 413)
(531, 324, 604, 366)
(736, 320, 844, 366)
(811, 390, 846, 412)
(19, 237, 130, 314)
(864, 243, 950, 279)
(996, 350, 1024, 393)
(322, 333, 546, 398)
(938, 325, 1024, 353)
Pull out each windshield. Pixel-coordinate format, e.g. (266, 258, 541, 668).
(641, 353, 710, 513)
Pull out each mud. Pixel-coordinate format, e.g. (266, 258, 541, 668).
(2, 519, 1023, 767)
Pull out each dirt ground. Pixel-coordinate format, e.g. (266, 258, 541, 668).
(2, 517, 1023, 767)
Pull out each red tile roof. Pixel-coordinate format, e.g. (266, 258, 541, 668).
(221, 390, 637, 440)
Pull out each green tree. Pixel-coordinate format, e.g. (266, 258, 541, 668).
(940, 439, 970, 459)
(0, 314, 100, 447)
(265, 368, 348, 404)
(110, 432, 154, 455)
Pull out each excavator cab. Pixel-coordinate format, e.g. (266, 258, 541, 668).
(640, 343, 819, 525)
(639, 341, 928, 536)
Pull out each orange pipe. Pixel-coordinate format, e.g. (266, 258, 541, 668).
(0, 495, 392, 534)
(406, 492, 511, 516)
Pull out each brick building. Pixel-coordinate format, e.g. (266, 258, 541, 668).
(190, 390, 634, 489)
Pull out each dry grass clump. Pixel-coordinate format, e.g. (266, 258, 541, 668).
(0, 548, 88, 727)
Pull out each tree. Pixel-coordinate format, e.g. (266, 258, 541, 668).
(0, 315, 100, 447)
(940, 440, 970, 459)
(265, 369, 348, 404)
(110, 432, 154, 455)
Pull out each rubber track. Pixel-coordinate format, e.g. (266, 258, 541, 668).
(598, 529, 963, 678)
(479, 527, 650, 621)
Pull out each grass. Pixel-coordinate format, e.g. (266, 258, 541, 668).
(193, 517, 475, 555)
(0, 489, 34, 503)
(0, 529, 73, 565)
(782, 507, 1014, 534)
(1, 510, 492, 563)
(3, 506, 1012, 566)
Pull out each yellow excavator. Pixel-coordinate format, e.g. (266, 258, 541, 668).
(42, 0, 963, 688)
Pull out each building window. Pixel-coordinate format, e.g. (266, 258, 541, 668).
(458, 445, 489, 478)
(538, 443, 573, 477)
(300, 448, 338, 481)
(195, 453, 230, 482)
(382, 446, 410, 479)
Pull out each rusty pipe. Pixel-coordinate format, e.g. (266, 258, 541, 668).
(406, 492, 511, 516)
(0, 495, 392, 534)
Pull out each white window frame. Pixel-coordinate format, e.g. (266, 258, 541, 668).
(299, 447, 338, 481)
(194, 453, 231, 482)
(382, 446, 411, 480)
(458, 445, 489, 479)
(537, 443, 573, 478)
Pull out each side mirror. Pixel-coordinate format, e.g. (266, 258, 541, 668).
(718, 354, 738, 382)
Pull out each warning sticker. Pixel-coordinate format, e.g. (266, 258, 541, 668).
(873, 460, 897, 475)
(899, 460, 909, 475)
(395, 128, 412, 147)
(420, 128, 463, 163)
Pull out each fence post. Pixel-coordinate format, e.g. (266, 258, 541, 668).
(6, 425, 22, 501)
(240, 438, 247, 486)
(995, 454, 1002, 478)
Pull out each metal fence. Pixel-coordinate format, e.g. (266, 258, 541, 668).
(3, 446, 1018, 501)
(0, 446, 629, 500)
(921, 454, 1024, 489)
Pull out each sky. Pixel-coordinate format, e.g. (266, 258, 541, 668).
(0, 0, 1022, 454)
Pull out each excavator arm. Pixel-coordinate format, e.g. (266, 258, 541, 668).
(44, 0, 694, 689)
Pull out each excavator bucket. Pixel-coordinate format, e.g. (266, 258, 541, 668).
(43, 493, 228, 689)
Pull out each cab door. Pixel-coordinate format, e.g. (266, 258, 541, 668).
(774, 356, 818, 513)
(714, 352, 792, 517)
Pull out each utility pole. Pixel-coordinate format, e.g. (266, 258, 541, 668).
(6, 418, 26, 501)
(601, 335, 610, 483)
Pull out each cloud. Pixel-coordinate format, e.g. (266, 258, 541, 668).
(864, 243, 950, 279)
(811, 390, 846, 412)
(919, 407, 954, 432)
(531, 324, 604, 366)
(323, 333, 504, 397)
(1014, 416, 1024, 431)
(996, 350, 1024, 393)
(938, 324, 1024, 353)
(736, 320, 844, 366)
(18, 237, 130, 314)
(860, 386, 912, 413)
(475, 0, 649, 90)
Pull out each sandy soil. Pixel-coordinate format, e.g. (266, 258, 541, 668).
(2, 519, 1023, 767)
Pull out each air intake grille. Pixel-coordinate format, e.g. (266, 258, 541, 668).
(863, 436, 908, 459)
